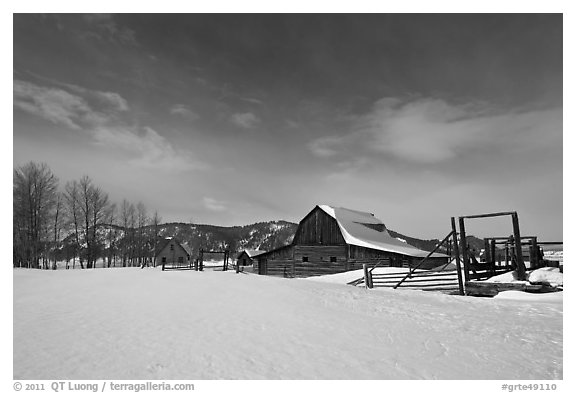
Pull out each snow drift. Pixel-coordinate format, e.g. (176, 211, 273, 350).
(13, 268, 562, 380)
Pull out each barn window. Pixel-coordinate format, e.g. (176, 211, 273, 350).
(161, 257, 166, 263)
(302, 256, 309, 262)
(170, 244, 174, 251)
(330, 257, 337, 262)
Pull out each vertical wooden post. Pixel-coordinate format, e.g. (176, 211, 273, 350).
(511, 212, 527, 280)
(458, 217, 470, 282)
(363, 264, 373, 289)
(483, 238, 490, 262)
(345, 244, 350, 271)
(490, 239, 496, 267)
(530, 237, 538, 269)
(199, 248, 203, 271)
(451, 218, 465, 296)
(505, 240, 510, 268)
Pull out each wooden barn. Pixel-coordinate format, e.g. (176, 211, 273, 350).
(253, 205, 448, 278)
(157, 237, 193, 268)
(236, 250, 267, 267)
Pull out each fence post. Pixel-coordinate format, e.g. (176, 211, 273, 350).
(451, 218, 465, 296)
(511, 212, 527, 280)
(363, 264, 373, 289)
(458, 217, 470, 282)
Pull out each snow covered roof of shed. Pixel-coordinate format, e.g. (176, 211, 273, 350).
(245, 249, 267, 258)
(318, 205, 446, 258)
(237, 249, 267, 259)
(181, 243, 193, 256)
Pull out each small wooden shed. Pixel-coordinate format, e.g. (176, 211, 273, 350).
(236, 250, 267, 267)
(156, 237, 193, 268)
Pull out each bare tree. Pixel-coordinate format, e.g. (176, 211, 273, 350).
(127, 204, 136, 266)
(78, 176, 93, 268)
(77, 176, 110, 268)
(90, 186, 110, 268)
(13, 162, 59, 268)
(64, 180, 83, 269)
(151, 211, 162, 267)
(120, 200, 134, 267)
(51, 192, 63, 269)
(106, 204, 118, 268)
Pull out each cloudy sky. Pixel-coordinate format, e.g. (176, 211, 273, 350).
(12, 14, 563, 240)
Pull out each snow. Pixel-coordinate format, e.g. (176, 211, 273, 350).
(494, 291, 563, 303)
(487, 267, 563, 287)
(305, 267, 427, 285)
(528, 268, 563, 287)
(14, 268, 562, 380)
(317, 205, 445, 258)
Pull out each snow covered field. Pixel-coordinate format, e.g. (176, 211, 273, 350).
(13, 268, 562, 380)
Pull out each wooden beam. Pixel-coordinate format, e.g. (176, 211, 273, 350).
(512, 212, 527, 281)
(393, 230, 453, 289)
(363, 264, 373, 289)
(458, 217, 470, 282)
(451, 217, 465, 295)
(460, 211, 516, 219)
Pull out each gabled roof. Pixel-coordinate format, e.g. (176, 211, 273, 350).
(156, 237, 193, 257)
(246, 249, 267, 258)
(181, 243, 194, 256)
(237, 249, 267, 259)
(318, 205, 446, 258)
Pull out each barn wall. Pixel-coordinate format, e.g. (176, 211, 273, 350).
(293, 245, 348, 277)
(293, 208, 345, 246)
(348, 245, 448, 270)
(258, 243, 448, 278)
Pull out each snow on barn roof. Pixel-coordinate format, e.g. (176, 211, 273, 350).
(318, 205, 446, 258)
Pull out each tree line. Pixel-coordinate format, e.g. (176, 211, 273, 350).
(13, 161, 163, 269)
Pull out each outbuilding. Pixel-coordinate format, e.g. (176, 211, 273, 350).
(157, 237, 193, 269)
(236, 249, 267, 267)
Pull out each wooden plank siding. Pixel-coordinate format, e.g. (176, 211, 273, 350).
(293, 207, 345, 245)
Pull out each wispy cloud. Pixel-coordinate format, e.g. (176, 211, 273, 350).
(230, 112, 260, 129)
(82, 14, 138, 46)
(308, 97, 562, 164)
(13, 79, 109, 129)
(92, 126, 205, 171)
(170, 104, 199, 121)
(307, 136, 342, 157)
(238, 96, 263, 105)
(203, 197, 227, 212)
(14, 78, 203, 172)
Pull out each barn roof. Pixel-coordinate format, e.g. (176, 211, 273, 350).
(318, 205, 446, 258)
